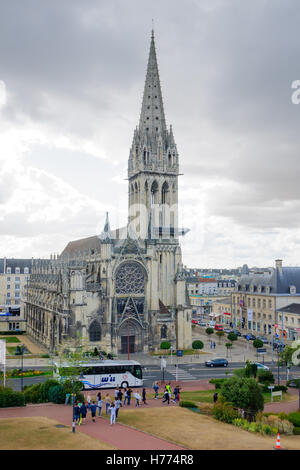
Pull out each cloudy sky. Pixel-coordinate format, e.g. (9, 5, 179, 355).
(0, 0, 300, 268)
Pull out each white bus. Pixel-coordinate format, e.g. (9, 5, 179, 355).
(53, 360, 143, 390)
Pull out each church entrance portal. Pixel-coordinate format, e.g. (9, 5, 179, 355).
(121, 335, 135, 354)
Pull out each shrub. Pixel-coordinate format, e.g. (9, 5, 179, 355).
(192, 340, 204, 350)
(262, 424, 277, 435)
(40, 379, 60, 402)
(23, 383, 43, 404)
(209, 378, 227, 390)
(179, 400, 198, 409)
(0, 386, 25, 407)
(257, 369, 275, 385)
(253, 339, 264, 349)
(213, 402, 239, 424)
(227, 332, 237, 342)
(160, 341, 171, 350)
(48, 385, 65, 404)
(205, 328, 214, 336)
(257, 413, 294, 435)
(293, 427, 300, 435)
(233, 368, 247, 378)
(288, 412, 300, 427)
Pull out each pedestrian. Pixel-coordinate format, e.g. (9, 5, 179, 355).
(79, 401, 87, 425)
(109, 402, 116, 425)
(210, 341, 212, 349)
(97, 397, 103, 417)
(87, 394, 92, 410)
(123, 388, 128, 405)
(127, 388, 132, 405)
(153, 381, 159, 399)
(213, 342, 216, 350)
(114, 388, 119, 401)
(65, 392, 71, 405)
(134, 390, 141, 407)
(91, 401, 97, 422)
(162, 388, 170, 405)
(213, 392, 218, 403)
(105, 393, 111, 415)
(74, 402, 80, 424)
(142, 387, 147, 405)
(97, 391, 102, 402)
(117, 388, 123, 403)
(166, 383, 172, 400)
(172, 386, 178, 404)
(115, 398, 122, 418)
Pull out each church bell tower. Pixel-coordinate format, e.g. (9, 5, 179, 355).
(128, 31, 179, 241)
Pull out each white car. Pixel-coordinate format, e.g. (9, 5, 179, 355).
(249, 362, 269, 371)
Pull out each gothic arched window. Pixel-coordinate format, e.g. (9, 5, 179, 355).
(115, 262, 145, 295)
(89, 321, 101, 342)
(161, 325, 167, 339)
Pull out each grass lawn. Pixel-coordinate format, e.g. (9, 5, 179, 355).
(180, 390, 214, 403)
(0, 417, 116, 450)
(6, 346, 31, 355)
(0, 336, 20, 343)
(116, 407, 300, 450)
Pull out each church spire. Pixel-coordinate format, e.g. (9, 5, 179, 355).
(138, 30, 167, 137)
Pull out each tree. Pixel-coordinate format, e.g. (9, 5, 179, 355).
(220, 376, 264, 416)
(244, 360, 258, 379)
(257, 369, 275, 386)
(192, 340, 204, 350)
(253, 339, 263, 350)
(227, 332, 238, 343)
(206, 327, 214, 337)
(160, 341, 171, 350)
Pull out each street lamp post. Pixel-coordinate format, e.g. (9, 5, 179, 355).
(20, 345, 25, 392)
(72, 367, 75, 433)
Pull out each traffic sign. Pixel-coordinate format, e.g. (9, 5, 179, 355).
(257, 348, 267, 353)
(177, 350, 183, 357)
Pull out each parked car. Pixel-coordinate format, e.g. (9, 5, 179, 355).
(272, 341, 285, 351)
(191, 319, 198, 325)
(223, 327, 232, 334)
(230, 329, 242, 337)
(205, 358, 228, 368)
(214, 324, 224, 331)
(198, 321, 206, 327)
(243, 333, 256, 341)
(256, 336, 269, 344)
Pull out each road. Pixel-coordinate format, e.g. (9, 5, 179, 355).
(3, 362, 296, 391)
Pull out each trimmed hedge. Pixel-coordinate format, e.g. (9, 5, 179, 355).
(209, 378, 227, 390)
(192, 340, 204, 350)
(0, 386, 25, 407)
(179, 400, 198, 409)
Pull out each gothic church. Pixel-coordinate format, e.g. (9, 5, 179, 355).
(25, 32, 192, 354)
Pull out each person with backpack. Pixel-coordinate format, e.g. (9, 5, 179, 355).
(79, 401, 87, 425)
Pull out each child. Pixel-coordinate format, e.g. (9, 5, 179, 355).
(109, 402, 116, 425)
(134, 390, 141, 407)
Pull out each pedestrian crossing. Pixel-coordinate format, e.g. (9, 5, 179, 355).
(166, 366, 196, 381)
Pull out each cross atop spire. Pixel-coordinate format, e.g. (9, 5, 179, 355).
(138, 30, 167, 137)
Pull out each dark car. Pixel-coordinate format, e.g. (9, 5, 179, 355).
(230, 329, 242, 337)
(272, 341, 285, 351)
(256, 336, 269, 344)
(243, 333, 256, 341)
(205, 358, 228, 368)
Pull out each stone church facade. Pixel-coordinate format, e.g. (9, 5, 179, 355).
(24, 32, 192, 355)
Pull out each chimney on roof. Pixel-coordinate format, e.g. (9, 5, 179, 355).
(275, 259, 283, 274)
